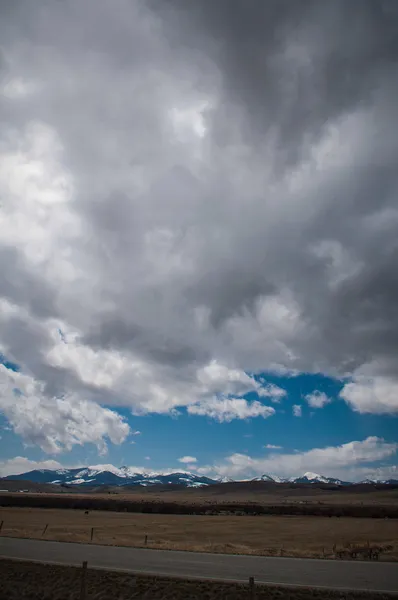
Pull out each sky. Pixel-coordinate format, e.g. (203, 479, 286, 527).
(0, 0, 397, 482)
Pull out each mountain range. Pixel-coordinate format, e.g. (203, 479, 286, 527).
(252, 472, 398, 485)
(2, 467, 398, 487)
(2, 467, 215, 488)
(253, 472, 350, 485)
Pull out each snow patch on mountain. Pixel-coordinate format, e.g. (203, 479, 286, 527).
(252, 474, 286, 483)
(304, 471, 326, 481)
(359, 478, 398, 485)
(290, 472, 349, 485)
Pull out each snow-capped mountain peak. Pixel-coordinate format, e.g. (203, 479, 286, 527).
(303, 471, 328, 482)
(55, 469, 70, 475)
(252, 473, 286, 483)
(85, 465, 128, 478)
(289, 473, 349, 485)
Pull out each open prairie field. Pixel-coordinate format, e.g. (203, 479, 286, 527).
(1, 507, 397, 560)
(2, 479, 398, 506)
(1, 558, 396, 600)
(96, 485, 398, 506)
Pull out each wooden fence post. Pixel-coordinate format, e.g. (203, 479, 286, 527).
(80, 561, 87, 600)
(90, 527, 94, 542)
(249, 576, 255, 599)
(42, 524, 48, 537)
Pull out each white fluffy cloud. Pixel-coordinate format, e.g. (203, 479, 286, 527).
(178, 456, 197, 464)
(264, 444, 282, 449)
(0, 365, 130, 454)
(1, 309, 284, 425)
(199, 437, 398, 481)
(305, 391, 331, 409)
(292, 404, 302, 417)
(340, 375, 398, 414)
(196, 361, 286, 400)
(257, 382, 287, 402)
(188, 398, 275, 422)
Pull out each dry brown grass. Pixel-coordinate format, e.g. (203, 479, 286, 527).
(1, 558, 396, 600)
(1, 506, 397, 560)
(111, 486, 398, 506)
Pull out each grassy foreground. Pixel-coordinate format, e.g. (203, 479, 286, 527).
(0, 507, 397, 560)
(0, 559, 397, 600)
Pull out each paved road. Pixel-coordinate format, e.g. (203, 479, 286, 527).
(1, 537, 397, 593)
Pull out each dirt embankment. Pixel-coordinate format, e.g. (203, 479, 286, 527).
(1, 559, 396, 600)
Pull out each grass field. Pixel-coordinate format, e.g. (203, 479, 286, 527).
(1, 507, 397, 560)
(1, 558, 396, 600)
(101, 484, 398, 506)
(2, 489, 398, 522)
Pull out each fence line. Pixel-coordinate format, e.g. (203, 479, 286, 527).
(80, 561, 87, 600)
(249, 576, 255, 599)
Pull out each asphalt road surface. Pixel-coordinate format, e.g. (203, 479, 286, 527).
(1, 537, 397, 593)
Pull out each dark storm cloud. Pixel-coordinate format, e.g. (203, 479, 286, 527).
(157, 0, 398, 169)
(83, 317, 206, 367)
(0, 247, 58, 320)
(1, 0, 398, 418)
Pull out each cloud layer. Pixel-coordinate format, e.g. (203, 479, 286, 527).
(198, 437, 398, 481)
(188, 398, 275, 422)
(0, 457, 64, 478)
(1, 0, 398, 452)
(2, 436, 396, 483)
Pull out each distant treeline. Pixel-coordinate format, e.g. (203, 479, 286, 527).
(1, 493, 397, 518)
